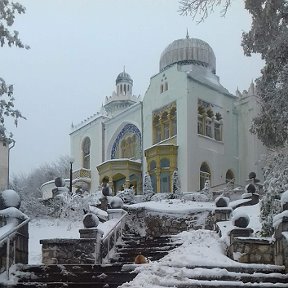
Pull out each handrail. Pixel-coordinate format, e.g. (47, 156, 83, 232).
(0, 217, 30, 244)
(99, 209, 127, 263)
(102, 210, 127, 242)
(0, 217, 30, 280)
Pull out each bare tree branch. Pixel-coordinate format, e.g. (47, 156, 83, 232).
(178, 0, 232, 22)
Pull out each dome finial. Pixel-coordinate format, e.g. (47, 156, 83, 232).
(186, 28, 189, 39)
(123, 65, 126, 73)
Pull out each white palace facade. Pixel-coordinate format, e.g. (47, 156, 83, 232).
(69, 34, 266, 195)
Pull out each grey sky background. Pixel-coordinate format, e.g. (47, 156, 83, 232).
(0, 0, 263, 176)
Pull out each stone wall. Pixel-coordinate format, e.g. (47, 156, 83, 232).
(231, 237, 274, 264)
(124, 206, 213, 237)
(41, 238, 97, 264)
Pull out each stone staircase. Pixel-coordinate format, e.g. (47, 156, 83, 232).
(136, 265, 288, 288)
(111, 233, 182, 264)
(4, 233, 180, 287)
(3, 233, 288, 287)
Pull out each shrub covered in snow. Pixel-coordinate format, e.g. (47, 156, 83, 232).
(172, 169, 182, 198)
(0, 189, 21, 210)
(143, 173, 154, 201)
(116, 188, 135, 204)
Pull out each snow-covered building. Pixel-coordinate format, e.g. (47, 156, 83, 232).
(69, 34, 266, 195)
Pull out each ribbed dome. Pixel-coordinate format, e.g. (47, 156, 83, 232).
(116, 71, 133, 85)
(159, 37, 216, 73)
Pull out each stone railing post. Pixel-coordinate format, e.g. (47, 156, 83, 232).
(79, 227, 104, 264)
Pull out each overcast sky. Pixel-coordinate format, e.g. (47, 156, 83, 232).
(1, 0, 263, 177)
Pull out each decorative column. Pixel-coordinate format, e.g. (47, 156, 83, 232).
(108, 177, 113, 195)
(156, 170, 161, 193)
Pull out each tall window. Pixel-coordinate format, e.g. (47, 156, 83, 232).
(120, 135, 136, 159)
(226, 169, 235, 183)
(152, 102, 177, 144)
(205, 118, 212, 138)
(160, 158, 170, 192)
(162, 112, 169, 140)
(82, 137, 91, 169)
(200, 162, 211, 190)
(170, 108, 177, 136)
(153, 116, 161, 144)
(198, 103, 223, 141)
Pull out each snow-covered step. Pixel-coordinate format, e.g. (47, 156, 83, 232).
(6, 264, 138, 288)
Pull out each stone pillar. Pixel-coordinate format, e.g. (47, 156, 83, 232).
(156, 171, 161, 193)
(79, 228, 104, 264)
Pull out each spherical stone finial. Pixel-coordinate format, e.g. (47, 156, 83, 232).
(110, 196, 124, 209)
(245, 183, 256, 194)
(0, 189, 21, 210)
(83, 213, 99, 228)
(248, 172, 256, 179)
(55, 177, 66, 188)
(215, 196, 229, 207)
(232, 212, 250, 228)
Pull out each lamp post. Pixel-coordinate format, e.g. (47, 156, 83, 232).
(7, 139, 15, 189)
(69, 160, 73, 193)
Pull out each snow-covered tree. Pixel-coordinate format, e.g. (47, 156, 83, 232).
(143, 173, 154, 201)
(0, 1, 29, 141)
(10, 155, 71, 217)
(179, 0, 231, 22)
(260, 149, 288, 236)
(172, 169, 182, 198)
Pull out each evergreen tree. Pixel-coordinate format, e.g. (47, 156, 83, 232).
(143, 173, 154, 201)
(172, 169, 182, 198)
(0, 0, 28, 141)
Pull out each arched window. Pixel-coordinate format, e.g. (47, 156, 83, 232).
(200, 162, 211, 190)
(226, 169, 235, 183)
(160, 84, 164, 93)
(82, 137, 91, 169)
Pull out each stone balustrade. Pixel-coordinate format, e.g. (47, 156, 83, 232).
(124, 206, 214, 237)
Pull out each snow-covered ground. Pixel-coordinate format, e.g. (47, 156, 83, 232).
(27, 200, 261, 265)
